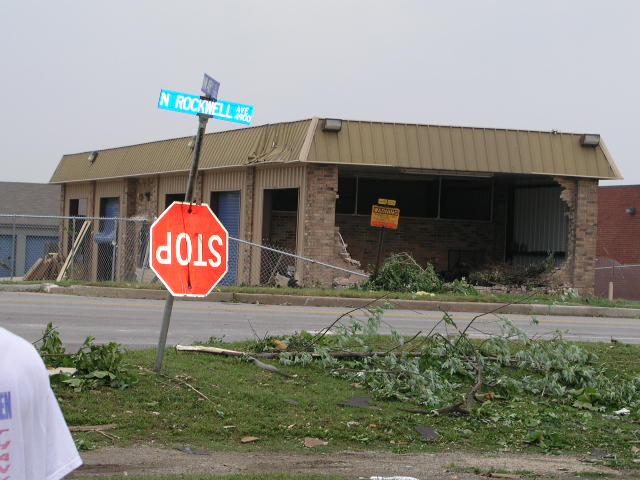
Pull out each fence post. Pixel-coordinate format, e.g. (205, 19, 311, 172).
(10, 215, 16, 280)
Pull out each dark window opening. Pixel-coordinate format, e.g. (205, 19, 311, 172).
(440, 179, 492, 221)
(165, 193, 185, 208)
(69, 198, 87, 217)
(270, 188, 298, 212)
(337, 177, 439, 218)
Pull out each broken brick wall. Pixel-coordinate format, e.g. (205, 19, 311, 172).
(553, 176, 598, 294)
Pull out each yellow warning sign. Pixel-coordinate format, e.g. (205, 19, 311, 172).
(371, 204, 400, 229)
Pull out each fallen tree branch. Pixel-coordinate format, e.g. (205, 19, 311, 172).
(175, 345, 423, 359)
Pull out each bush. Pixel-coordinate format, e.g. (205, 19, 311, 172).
(362, 253, 477, 295)
(362, 253, 442, 293)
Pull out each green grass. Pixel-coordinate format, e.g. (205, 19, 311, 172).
(55, 339, 640, 470)
(72, 475, 352, 480)
(4, 279, 640, 310)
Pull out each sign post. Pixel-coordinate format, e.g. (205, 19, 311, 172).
(370, 199, 400, 274)
(153, 74, 253, 371)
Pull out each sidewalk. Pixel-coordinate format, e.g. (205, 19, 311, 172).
(3, 282, 640, 319)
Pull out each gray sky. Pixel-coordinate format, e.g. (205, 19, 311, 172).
(1, 1, 638, 185)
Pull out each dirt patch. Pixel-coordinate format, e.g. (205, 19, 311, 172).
(67, 446, 632, 479)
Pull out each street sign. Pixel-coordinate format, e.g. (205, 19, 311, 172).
(149, 202, 228, 297)
(371, 204, 400, 229)
(158, 89, 254, 125)
(201, 73, 220, 101)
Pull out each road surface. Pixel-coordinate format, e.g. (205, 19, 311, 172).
(1, 291, 639, 349)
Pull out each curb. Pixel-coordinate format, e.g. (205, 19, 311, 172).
(1, 284, 639, 319)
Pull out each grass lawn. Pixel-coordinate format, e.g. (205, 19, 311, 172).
(72, 475, 352, 480)
(55, 337, 640, 470)
(5, 279, 640, 310)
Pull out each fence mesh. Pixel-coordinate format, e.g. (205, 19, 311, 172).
(595, 257, 640, 301)
(0, 215, 366, 288)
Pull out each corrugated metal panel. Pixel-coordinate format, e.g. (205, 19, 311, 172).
(306, 120, 620, 179)
(256, 164, 305, 189)
(512, 187, 567, 252)
(202, 169, 245, 193)
(50, 120, 313, 183)
(216, 191, 241, 286)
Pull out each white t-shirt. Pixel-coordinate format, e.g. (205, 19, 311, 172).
(0, 327, 82, 480)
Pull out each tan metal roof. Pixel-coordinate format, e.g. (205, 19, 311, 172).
(50, 118, 621, 183)
(307, 120, 621, 179)
(50, 119, 313, 183)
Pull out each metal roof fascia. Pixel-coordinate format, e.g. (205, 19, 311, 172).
(298, 117, 320, 162)
(597, 139, 623, 180)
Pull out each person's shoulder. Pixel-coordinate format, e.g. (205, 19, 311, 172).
(0, 327, 45, 365)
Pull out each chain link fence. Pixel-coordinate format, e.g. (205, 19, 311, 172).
(595, 257, 640, 301)
(0, 215, 367, 288)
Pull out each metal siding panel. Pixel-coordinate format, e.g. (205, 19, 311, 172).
(345, 122, 363, 164)
(484, 130, 499, 172)
(424, 126, 444, 170)
(404, 124, 420, 168)
(528, 132, 543, 173)
(494, 130, 510, 173)
(461, 128, 478, 171)
(382, 124, 398, 164)
(506, 130, 523, 173)
(449, 128, 466, 171)
(202, 169, 245, 193)
(472, 129, 490, 172)
(436, 127, 454, 170)
(513, 187, 566, 252)
(370, 123, 386, 165)
(359, 123, 375, 164)
(538, 133, 555, 174)
(561, 135, 579, 177)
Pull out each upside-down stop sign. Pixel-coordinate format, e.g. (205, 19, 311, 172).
(149, 202, 228, 297)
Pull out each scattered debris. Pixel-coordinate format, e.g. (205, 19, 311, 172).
(614, 407, 630, 415)
(248, 357, 295, 378)
(484, 473, 522, 479)
(175, 446, 210, 455)
(414, 426, 439, 442)
(240, 436, 260, 444)
(24, 252, 64, 281)
(338, 395, 381, 410)
(303, 437, 328, 448)
(223, 425, 236, 430)
(283, 398, 299, 405)
(346, 421, 361, 428)
(47, 367, 77, 376)
(368, 476, 419, 480)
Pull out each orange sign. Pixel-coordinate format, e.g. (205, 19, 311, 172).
(370, 205, 400, 229)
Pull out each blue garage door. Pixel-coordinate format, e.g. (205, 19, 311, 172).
(0, 235, 14, 277)
(216, 191, 240, 286)
(25, 235, 59, 275)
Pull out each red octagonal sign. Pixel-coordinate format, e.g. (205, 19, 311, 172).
(150, 202, 228, 297)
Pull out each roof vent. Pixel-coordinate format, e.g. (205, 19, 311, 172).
(88, 151, 98, 163)
(322, 118, 342, 132)
(580, 134, 600, 147)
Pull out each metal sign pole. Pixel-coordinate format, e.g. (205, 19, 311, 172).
(154, 113, 209, 372)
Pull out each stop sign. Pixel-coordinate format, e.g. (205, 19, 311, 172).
(149, 202, 228, 297)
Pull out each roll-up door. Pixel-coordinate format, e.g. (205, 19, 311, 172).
(215, 191, 241, 286)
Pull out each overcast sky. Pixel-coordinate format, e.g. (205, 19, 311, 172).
(1, 1, 638, 185)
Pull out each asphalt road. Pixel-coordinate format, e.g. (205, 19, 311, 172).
(1, 291, 639, 349)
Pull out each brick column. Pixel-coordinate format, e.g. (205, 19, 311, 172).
(555, 177, 598, 294)
(301, 164, 338, 287)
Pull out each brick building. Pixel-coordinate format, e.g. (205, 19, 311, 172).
(596, 185, 640, 300)
(49, 118, 621, 293)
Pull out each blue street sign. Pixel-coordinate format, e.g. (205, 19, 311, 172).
(201, 74, 220, 101)
(158, 89, 254, 125)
